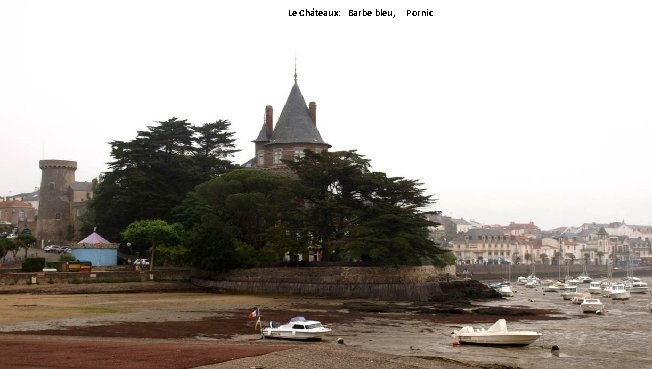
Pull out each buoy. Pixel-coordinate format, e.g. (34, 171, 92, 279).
(337, 337, 344, 344)
(551, 344, 560, 353)
(452, 340, 460, 346)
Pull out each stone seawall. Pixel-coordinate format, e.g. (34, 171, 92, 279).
(191, 265, 497, 301)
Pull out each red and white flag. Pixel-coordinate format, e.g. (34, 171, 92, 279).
(248, 307, 259, 320)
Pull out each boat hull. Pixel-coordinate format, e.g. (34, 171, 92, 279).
(262, 328, 330, 340)
(457, 332, 542, 346)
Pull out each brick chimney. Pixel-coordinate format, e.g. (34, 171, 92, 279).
(309, 101, 316, 126)
(265, 105, 273, 138)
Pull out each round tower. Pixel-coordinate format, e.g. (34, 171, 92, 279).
(36, 160, 77, 243)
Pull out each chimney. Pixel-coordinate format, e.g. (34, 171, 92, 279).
(309, 101, 316, 126)
(265, 105, 273, 138)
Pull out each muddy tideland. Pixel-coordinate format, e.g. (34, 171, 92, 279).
(2, 281, 650, 369)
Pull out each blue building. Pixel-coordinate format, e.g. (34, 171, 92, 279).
(72, 232, 118, 266)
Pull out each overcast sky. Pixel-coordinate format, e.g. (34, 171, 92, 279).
(1, 1, 651, 230)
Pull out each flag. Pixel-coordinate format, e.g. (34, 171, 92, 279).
(248, 307, 259, 320)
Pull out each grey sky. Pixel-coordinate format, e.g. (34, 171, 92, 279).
(1, 1, 651, 230)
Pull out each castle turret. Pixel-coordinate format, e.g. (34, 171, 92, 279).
(36, 160, 77, 243)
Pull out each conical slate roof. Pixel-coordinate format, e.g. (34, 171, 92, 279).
(268, 83, 329, 146)
(253, 123, 269, 143)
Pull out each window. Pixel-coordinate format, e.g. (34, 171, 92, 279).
(294, 147, 305, 160)
(49, 182, 55, 191)
(273, 150, 283, 164)
(55, 213, 61, 220)
(257, 152, 265, 166)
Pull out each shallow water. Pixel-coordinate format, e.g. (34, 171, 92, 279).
(334, 277, 652, 369)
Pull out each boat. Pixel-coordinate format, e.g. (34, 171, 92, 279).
(262, 316, 331, 340)
(646, 300, 652, 312)
(580, 298, 605, 314)
(605, 283, 631, 300)
(577, 264, 592, 283)
(588, 281, 603, 294)
(542, 283, 560, 292)
(571, 292, 592, 304)
(561, 285, 582, 300)
(452, 319, 542, 346)
(496, 284, 514, 297)
(626, 280, 650, 294)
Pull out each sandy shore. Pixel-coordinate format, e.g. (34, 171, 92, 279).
(0, 282, 555, 369)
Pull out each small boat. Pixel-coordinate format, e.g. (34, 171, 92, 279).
(496, 284, 514, 297)
(646, 301, 652, 312)
(262, 316, 331, 340)
(571, 292, 592, 305)
(577, 275, 592, 283)
(561, 285, 582, 300)
(488, 282, 514, 297)
(606, 283, 631, 300)
(542, 284, 560, 292)
(580, 298, 605, 314)
(623, 277, 650, 294)
(453, 319, 542, 346)
(588, 281, 603, 294)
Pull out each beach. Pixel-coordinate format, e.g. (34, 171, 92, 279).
(0, 280, 650, 369)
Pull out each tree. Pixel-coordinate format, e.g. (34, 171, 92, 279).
(583, 252, 590, 265)
(85, 117, 239, 241)
(122, 219, 186, 271)
(524, 253, 532, 264)
(175, 169, 293, 269)
(15, 233, 36, 258)
(283, 150, 446, 265)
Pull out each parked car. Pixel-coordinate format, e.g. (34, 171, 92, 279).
(133, 258, 150, 266)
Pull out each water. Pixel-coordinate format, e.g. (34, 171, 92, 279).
(334, 277, 652, 369)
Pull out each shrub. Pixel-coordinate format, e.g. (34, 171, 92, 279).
(22, 257, 46, 272)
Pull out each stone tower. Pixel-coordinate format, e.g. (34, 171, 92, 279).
(36, 159, 77, 243)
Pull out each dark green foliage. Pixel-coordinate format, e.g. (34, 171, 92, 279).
(283, 150, 444, 265)
(84, 117, 238, 241)
(177, 169, 293, 271)
(22, 257, 46, 272)
(181, 150, 448, 270)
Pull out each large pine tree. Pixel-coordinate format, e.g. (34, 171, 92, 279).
(83, 117, 238, 241)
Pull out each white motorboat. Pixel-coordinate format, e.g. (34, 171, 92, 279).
(516, 276, 528, 285)
(588, 281, 603, 294)
(262, 316, 331, 340)
(453, 319, 542, 346)
(561, 285, 582, 300)
(487, 282, 514, 297)
(580, 298, 605, 314)
(577, 275, 592, 283)
(623, 277, 649, 294)
(571, 292, 591, 305)
(542, 284, 560, 292)
(606, 283, 631, 300)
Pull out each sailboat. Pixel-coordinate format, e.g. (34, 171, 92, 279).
(623, 255, 649, 294)
(577, 263, 592, 283)
(602, 257, 630, 300)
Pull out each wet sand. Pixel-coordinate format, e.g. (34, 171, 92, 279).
(1, 280, 650, 369)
